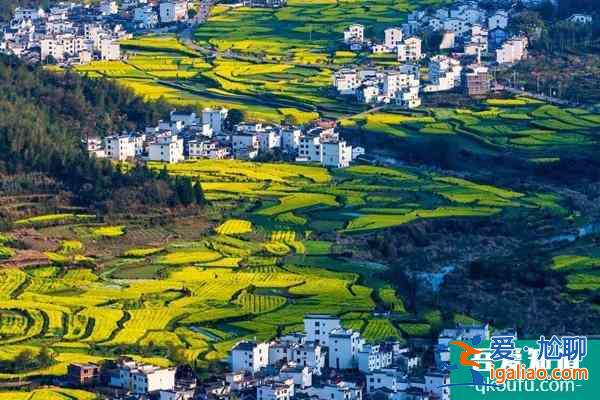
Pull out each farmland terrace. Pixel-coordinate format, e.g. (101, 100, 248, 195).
(2, 158, 599, 382)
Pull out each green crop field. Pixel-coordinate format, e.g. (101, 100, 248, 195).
(0, 153, 576, 380)
(3, 0, 592, 382)
(150, 160, 559, 234)
(68, 0, 457, 122)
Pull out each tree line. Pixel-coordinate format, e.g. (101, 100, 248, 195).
(0, 55, 205, 212)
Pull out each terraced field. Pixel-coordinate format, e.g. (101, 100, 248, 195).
(153, 160, 563, 234)
(70, 1, 453, 122)
(0, 156, 580, 380)
(344, 102, 600, 153)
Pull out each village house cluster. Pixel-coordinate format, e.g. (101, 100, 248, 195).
(213, 314, 457, 400)
(87, 110, 365, 169)
(57, 316, 507, 399)
(0, 0, 212, 65)
(65, 359, 197, 399)
(332, 0, 549, 106)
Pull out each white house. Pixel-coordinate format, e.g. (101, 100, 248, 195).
(359, 83, 380, 105)
(443, 17, 470, 36)
(14, 7, 45, 21)
(333, 69, 360, 95)
(86, 137, 105, 158)
(202, 107, 228, 136)
(426, 55, 462, 92)
(188, 139, 229, 159)
(148, 134, 184, 163)
(384, 27, 403, 50)
(231, 341, 270, 373)
(328, 328, 363, 370)
(439, 31, 456, 50)
(382, 69, 421, 109)
(424, 370, 451, 400)
(280, 127, 301, 152)
(303, 314, 341, 346)
(343, 24, 364, 45)
(100, 1, 119, 16)
(428, 17, 444, 31)
(488, 10, 509, 30)
(257, 379, 294, 400)
(397, 36, 421, 62)
(304, 382, 362, 400)
(279, 364, 312, 389)
(170, 110, 198, 127)
(366, 368, 408, 395)
(232, 132, 260, 159)
(288, 342, 326, 375)
(100, 39, 120, 60)
(358, 344, 394, 373)
(104, 135, 136, 161)
(321, 140, 353, 169)
(297, 127, 352, 168)
(134, 6, 159, 29)
(159, 1, 188, 23)
(40, 35, 91, 62)
(110, 361, 176, 395)
(496, 36, 528, 64)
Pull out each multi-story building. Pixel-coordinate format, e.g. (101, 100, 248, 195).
(104, 135, 136, 161)
(40, 34, 91, 61)
(100, 1, 119, 16)
(279, 364, 312, 389)
(109, 361, 176, 395)
(303, 314, 341, 346)
(304, 381, 362, 400)
(67, 363, 100, 386)
(280, 127, 301, 152)
(257, 379, 294, 400)
(245, 0, 288, 8)
(159, 1, 188, 24)
(148, 134, 184, 163)
(463, 64, 490, 97)
(100, 38, 120, 60)
(188, 139, 229, 159)
(231, 341, 270, 373)
(333, 69, 360, 95)
(134, 6, 159, 29)
(424, 370, 451, 400)
(328, 328, 363, 370)
(286, 341, 326, 375)
(397, 36, 421, 62)
(384, 27, 403, 50)
(202, 107, 228, 136)
(426, 55, 462, 92)
(382, 69, 421, 108)
(357, 344, 394, 373)
(366, 368, 408, 395)
(170, 110, 198, 128)
(488, 10, 509, 30)
(343, 24, 364, 47)
(14, 7, 46, 22)
(496, 36, 528, 64)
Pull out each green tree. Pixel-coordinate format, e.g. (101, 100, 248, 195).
(224, 109, 244, 131)
(193, 179, 206, 205)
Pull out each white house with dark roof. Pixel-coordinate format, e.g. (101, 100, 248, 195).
(328, 328, 363, 370)
(303, 314, 341, 346)
(231, 341, 270, 373)
(358, 343, 394, 373)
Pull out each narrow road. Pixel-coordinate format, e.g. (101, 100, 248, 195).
(495, 84, 591, 109)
